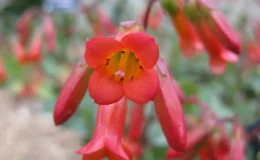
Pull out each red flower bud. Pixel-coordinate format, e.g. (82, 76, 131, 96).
(77, 97, 132, 160)
(43, 14, 56, 53)
(53, 58, 92, 125)
(154, 58, 187, 152)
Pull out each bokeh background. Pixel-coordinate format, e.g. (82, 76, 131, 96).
(0, 0, 260, 159)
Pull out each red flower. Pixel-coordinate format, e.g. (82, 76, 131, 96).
(54, 58, 91, 125)
(43, 14, 56, 53)
(171, 10, 203, 57)
(154, 58, 187, 152)
(85, 32, 159, 105)
(208, 10, 240, 54)
(194, 22, 238, 75)
(28, 33, 43, 62)
(77, 97, 132, 160)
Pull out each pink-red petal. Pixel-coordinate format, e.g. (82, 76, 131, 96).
(85, 37, 124, 68)
(123, 69, 159, 104)
(88, 66, 123, 105)
(121, 32, 159, 69)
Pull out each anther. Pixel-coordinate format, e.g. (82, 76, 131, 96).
(135, 58, 139, 62)
(106, 61, 109, 65)
(106, 58, 110, 61)
(121, 51, 125, 54)
(139, 65, 143, 69)
(120, 77, 124, 81)
(130, 76, 134, 80)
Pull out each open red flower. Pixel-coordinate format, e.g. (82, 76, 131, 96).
(77, 97, 132, 160)
(85, 32, 159, 105)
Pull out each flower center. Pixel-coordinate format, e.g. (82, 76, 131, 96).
(105, 50, 143, 82)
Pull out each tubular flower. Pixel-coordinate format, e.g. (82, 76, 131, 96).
(162, 0, 203, 57)
(171, 10, 203, 57)
(54, 58, 92, 125)
(154, 58, 186, 152)
(85, 32, 159, 105)
(77, 97, 132, 160)
(28, 33, 43, 62)
(43, 14, 56, 53)
(194, 22, 238, 75)
(208, 10, 240, 54)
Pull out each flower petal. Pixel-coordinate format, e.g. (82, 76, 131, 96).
(88, 65, 123, 105)
(85, 37, 124, 68)
(121, 32, 159, 69)
(123, 69, 159, 104)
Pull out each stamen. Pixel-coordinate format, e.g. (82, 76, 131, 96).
(106, 61, 109, 65)
(106, 58, 110, 61)
(139, 65, 143, 69)
(121, 51, 125, 54)
(130, 76, 134, 80)
(135, 58, 139, 62)
(120, 77, 124, 81)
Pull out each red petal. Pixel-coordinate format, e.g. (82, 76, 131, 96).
(54, 58, 91, 125)
(88, 66, 123, 105)
(85, 37, 124, 68)
(121, 32, 159, 69)
(122, 69, 159, 104)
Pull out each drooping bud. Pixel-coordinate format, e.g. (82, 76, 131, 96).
(154, 58, 187, 152)
(53, 58, 92, 125)
(77, 97, 132, 160)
